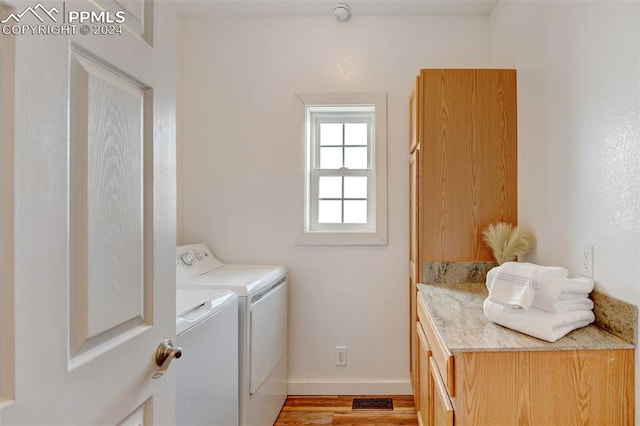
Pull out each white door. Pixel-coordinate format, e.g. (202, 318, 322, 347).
(0, 0, 178, 424)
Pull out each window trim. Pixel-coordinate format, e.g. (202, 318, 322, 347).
(294, 93, 387, 246)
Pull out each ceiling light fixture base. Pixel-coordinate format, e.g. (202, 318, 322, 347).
(334, 3, 351, 21)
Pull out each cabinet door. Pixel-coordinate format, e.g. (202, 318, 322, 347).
(410, 274, 418, 395)
(409, 75, 420, 153)
(419, 69, 517, 261)
(430, 358, 454, 426)
(409, 148, 419, 277)
(417, 323, 432, 426)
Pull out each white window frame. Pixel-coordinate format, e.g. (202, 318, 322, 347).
(295, 93, 387, 245)
(309, 108, 374, 232)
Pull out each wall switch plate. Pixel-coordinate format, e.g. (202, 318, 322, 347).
(581, 245, 594, 277)
(335, 346, 347, 366)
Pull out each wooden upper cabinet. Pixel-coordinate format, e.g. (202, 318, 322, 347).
(416, 69, 517, 262)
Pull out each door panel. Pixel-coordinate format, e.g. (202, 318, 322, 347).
(69, 47, 151, 364)
(118, 399, 153, 426)
(1, 0, 177, 423)
(94, 0, 153, 42)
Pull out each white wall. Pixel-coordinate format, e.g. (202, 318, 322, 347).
(489, 0, 640, 415)
(181, 15, 490, 394)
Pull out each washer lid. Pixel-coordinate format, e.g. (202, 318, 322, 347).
(176, 288, 237, 335)
(177, 264, 286, 296)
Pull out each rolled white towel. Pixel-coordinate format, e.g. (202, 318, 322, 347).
(487, 262, 568, 310)
(483, 298, 595, 343)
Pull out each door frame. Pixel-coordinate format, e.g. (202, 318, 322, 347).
(0, 1, 15, 409)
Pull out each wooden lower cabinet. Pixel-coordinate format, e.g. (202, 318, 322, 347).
(452, 350, 634, 425)
(416, 297, 635, 425)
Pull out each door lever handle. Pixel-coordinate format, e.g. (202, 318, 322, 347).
(153, 339, 183, 379)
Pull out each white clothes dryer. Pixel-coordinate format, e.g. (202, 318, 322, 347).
(175, 288, 239, 425)
(176, 244, 287, 426)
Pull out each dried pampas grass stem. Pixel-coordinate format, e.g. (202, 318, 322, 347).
(482, 222, 536, 264)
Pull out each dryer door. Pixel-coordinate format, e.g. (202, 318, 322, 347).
(249, 278, 287, 395)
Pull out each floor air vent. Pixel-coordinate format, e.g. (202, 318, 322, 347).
(351, 397, 393, 410)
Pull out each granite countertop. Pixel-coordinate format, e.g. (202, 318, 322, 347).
(417, 282, 635, 353)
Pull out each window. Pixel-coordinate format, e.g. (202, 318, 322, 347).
(295, 93, 387, 245)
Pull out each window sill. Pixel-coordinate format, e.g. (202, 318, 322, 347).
(296, 231, 387, 246)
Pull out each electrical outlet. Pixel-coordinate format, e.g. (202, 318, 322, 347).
(581, 245, 594, 277)
(335, 346, 347, 366)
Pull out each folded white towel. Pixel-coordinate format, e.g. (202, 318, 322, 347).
(487, 262, 568, 310)
(558, 292, 589, 301)
(547, 297, 594, 313)
(533, 276, 595, 312)
(486, 264, 593, 312)
(487, 262, 538, 310)
(483, 298, 595, 342)
(486, 266, 499, 290)
(492, 297, 594, 314)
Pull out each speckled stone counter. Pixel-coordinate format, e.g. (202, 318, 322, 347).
(418, 282, 635, 353)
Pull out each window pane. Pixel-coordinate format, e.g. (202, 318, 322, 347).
(320, 147, 343, 169)
(319, 176, 342, 198)
(318, 200, 342, 223)
(320, 123, 343, 146)
(345, 123, 368, 146)
(344, 147, 368, 169)
(344, 176, 367, 199)
(344, 200, 367, 223)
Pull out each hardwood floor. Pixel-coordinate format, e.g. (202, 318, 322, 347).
(274, 395, 418, 425)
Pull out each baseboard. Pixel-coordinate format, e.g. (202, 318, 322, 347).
(287, 380, 413, 395)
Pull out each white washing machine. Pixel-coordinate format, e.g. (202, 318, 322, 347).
(176, 243, 287, 426)
(175, 288, 239, 425)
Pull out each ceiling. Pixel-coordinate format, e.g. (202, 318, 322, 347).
(176, 0, 499, 18)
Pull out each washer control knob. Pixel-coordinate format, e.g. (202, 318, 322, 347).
(180, 253, 194, 266)
(195, 251, 205, 260)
